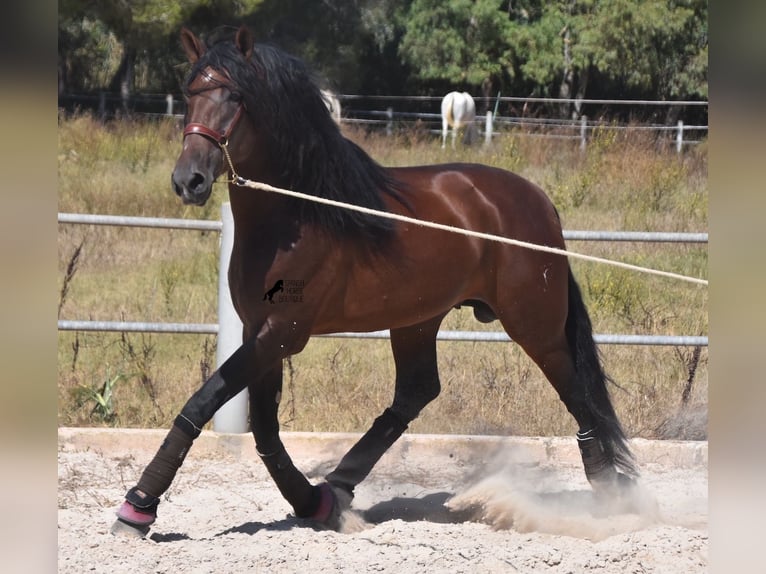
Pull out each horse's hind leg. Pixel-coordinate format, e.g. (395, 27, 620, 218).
(496, 269, 637, 494)
(510, 329, 637, 493)
(324, 314, 445, 503)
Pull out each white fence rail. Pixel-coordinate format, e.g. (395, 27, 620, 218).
(56, 320, 707, 348)
(57, 212, 708, 243)
(57, 210, 708, 346)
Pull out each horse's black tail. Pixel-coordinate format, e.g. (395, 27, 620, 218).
(565, 268, 638, 478)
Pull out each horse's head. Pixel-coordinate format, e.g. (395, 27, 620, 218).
(171, 26, 257, 206)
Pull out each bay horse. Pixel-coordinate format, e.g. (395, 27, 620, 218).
(441, 91, 477, 148)
(112, 25, 637, 537)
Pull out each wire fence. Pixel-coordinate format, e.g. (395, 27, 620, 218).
(59, 92, 708, 150)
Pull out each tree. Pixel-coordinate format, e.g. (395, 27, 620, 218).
(58, 15, 120, 95)
(579, 0, 707, 99)
(58, 0, 707, 122)
(511, 0, 708, 118)
(242, 0, 412, 94)
(508, 1, 589, 116)
(398, 0, 516, 105)
(58, 0, 266, 104)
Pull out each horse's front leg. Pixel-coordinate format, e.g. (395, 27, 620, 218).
(111, 341, 259, 536)
(249, 364, 322, 519)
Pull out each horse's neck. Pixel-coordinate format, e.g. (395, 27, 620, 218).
(228, 184, 289, 230)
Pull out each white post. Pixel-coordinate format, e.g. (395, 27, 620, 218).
(165, 94, 174, 116)
(580, 116, 587, 152)
(213, 202, 248, 433)
(386, 107, 393, 137)
(484, 111, 493, 147)
(676, 120, 684, 153)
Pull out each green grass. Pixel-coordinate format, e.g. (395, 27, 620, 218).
(57, 113, 708, 438)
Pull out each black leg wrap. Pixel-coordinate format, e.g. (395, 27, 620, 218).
(125, 486, 161, 514)
(326, 408, 408, 496)
(134, 423, 196, 499)
(258, 444, 316, 518)
(577, 427, 616, 485)
(174, 413, 203, 439)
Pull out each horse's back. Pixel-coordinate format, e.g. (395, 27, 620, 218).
(390, 163, 563, 247)
(311, 162, 567, 334)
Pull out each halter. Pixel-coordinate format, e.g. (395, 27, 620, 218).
(183, 104, 244, 146)
(182, 68, 245, 182)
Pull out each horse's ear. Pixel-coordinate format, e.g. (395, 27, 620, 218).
(180, 27, 205, 64)
(235, 25, 254, 60)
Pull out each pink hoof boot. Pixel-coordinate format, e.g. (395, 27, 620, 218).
(309, 483, 352, 531)
(310, 483, 336, 524)
(111, 501, 156, 538)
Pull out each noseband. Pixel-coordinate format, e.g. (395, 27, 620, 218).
(183, 104, 244, 146)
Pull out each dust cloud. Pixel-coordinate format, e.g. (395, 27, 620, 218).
(446, 447, 662, 541)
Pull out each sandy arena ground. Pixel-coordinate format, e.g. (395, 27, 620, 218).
(58, 429, 707, 573)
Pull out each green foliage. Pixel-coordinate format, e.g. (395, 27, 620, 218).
(58, 0, 267, 93)
(58, 0, 707, 108)
(58, 17, 122, 92)
(72, 371, 124, 425)
(509, 0, 707, 104)
(399, 0, 515, 87)
(580, 0, 707, 98)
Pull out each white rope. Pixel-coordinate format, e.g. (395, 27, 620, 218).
(232, 177, 708, 287)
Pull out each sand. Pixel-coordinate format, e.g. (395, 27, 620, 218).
(58, 429, 707, 573)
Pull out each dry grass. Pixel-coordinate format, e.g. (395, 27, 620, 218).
(57, 113, 708, 438)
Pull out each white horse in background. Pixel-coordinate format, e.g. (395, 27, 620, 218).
(321, 89, 342, 125)
(441, 91, 477, 148)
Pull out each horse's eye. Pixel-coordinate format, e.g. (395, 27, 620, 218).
(229, 91, 242, 103)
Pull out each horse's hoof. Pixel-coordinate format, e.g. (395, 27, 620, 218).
(111, 501, 156, 538)
(110, 517, 151, 538)
(588, 468, 635, 497)
(589, 471, 652, 514)
(309, 482, 352, 531)
(615, 471, 638, 491)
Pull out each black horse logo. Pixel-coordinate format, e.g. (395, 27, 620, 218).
(263, 279, 284, 304)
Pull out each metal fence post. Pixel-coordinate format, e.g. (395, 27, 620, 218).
(213, 202, 248, 433)
(484, 111, 493, 147)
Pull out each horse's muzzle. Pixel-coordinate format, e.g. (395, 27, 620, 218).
(171, 169, 213, 206)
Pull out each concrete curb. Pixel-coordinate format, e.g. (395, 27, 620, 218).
(58, 427, 707, 469)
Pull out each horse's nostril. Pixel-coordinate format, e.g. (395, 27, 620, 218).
(189, 172, 205, 192)
(172, 170, 207, 197)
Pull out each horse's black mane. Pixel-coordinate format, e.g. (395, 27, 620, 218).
(184, 28, 404, 244)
